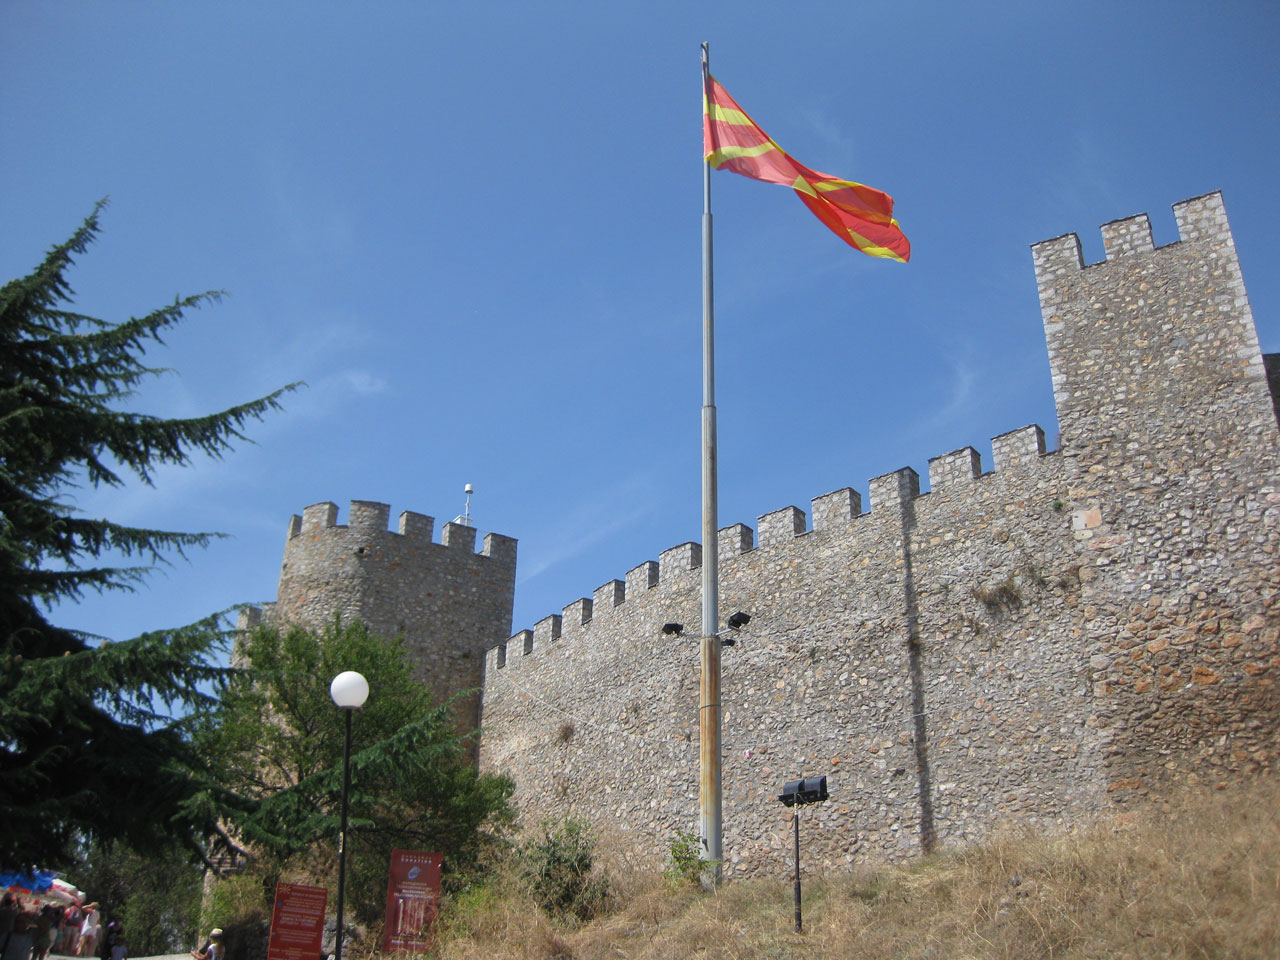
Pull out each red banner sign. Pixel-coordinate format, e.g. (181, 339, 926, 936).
(381, 850, 442, 953)
(267, 882, 328, 960)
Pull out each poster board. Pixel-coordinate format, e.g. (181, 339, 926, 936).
(267, 882, 328, 960)
(380, 850, 442, 953)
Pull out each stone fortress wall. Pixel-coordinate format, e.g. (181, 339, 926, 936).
(243, 500, 517, 727)
(250, 192, 1280, 878)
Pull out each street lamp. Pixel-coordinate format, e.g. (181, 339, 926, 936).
(330, 670, 369, 960)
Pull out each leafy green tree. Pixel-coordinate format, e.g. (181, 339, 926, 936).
(0, 202, 295, 866)
(72, 839, 203, 954)
(201, 620, 515, 920)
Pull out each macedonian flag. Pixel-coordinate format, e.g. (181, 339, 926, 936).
(703, 75, 910, 262)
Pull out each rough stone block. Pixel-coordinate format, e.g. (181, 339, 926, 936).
(442, 521, 477, 552)
(626, 561, 659, 595)
(398, 510, 434, 540)
(758, 506, 807, 546)
(564, 597, 593, 625)
(301, 501, 338, 532)
(992, 425, 1046, 472)
(482, 532, 518, 564)
(659, 541, 702, 574)
(869, 467, 920, 514)
(1101, 213, 1154, 259)
(594, 579, 625, 609)
(534, 614, 562, 648)
(349, 500, 390, 533)
(719, 523, 754, 558)
(928, 448, 982, 492)
(811, 487, 862, 532)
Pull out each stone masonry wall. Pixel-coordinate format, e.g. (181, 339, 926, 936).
(1033, 191, 1280, 799)
(252, 501, 517, 728)
(477, 191, 1279, 877)
(478, 436, 1106, 875)
(247, 191, 1278, 880)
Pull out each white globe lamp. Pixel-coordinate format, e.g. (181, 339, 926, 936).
(330, 670, 369, 710)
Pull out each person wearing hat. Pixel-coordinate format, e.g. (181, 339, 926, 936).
(190, 928, 224, 960)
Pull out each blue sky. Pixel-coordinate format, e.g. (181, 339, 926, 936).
(3, 2, 1278, 649)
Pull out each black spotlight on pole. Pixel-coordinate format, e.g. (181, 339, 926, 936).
(661, 622, 684, 636)
(721, 611, 751, 646)
(777, 775, 828, 933)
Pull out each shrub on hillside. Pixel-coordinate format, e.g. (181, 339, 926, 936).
(518, 818, 609, 924)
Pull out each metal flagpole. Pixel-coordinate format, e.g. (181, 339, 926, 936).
(699, 40, 723, 884)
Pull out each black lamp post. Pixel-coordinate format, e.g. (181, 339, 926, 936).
(330, 670, 369, 960)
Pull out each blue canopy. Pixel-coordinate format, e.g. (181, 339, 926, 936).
(0, 870, 55, 893)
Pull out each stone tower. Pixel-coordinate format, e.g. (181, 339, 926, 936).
(252, 500, 517, 727)
(1032, 191, 1280, 793)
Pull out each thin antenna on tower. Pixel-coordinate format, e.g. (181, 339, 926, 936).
(454, 483, 474, 527)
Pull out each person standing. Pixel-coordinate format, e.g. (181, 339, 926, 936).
(76, 906, 99, 959)
(0, 896, 17, 958)
(57, 908, 79, 956)
(3, 908, 35, 960)
(189, 928, 223, 960)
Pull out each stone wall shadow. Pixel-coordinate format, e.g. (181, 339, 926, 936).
(899, 500, 936, 854)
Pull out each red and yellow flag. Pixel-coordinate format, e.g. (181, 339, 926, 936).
(703, 75, 910, 263)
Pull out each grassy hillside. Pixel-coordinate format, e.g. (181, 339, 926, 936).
(423, 776, 1279, 960)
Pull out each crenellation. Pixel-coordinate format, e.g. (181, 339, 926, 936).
(757, 505, 807, 546)
(658, 541, 702, 574)
(398, 510, 434, 540)
(927, 447, 982, 492)
(718, 523, 754, 558)
(811, 487, 862, 532)
(514, 629, 533, 657)
(1101, 212, 1155, 260)
(1173, 190, 1229, 243)
(441, 520, 477, 552)
(301, 501, 339, 532)
(348, 499, 390, 533)
(257, 192, 1280, 885)
(992, 424, 1047, 472)
(1030, 232, 1084, 281)
(482, 532, 518, 564)
(869, 467, 920, 513)
(534, 614, 562, 648)
(564, 597, 593, 625)
(625, 560, 658, 595)
(286, 514, 302, 539)
(236, 605, 263, 632)
(269, 499, 517, 734)
(593, 579, 625, 610)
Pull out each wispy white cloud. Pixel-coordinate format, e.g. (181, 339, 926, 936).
(340, 369, 389, 395)
(914, 355, 978, 436)
(517, 470, 659, 585)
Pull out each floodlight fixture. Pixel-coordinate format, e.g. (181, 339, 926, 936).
(661, 622, 685, 636)
(777, 775, 829, 807)
(726, 611, 751, 630)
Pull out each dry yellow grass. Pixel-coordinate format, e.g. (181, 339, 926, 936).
(430, 776, 1280, 960)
